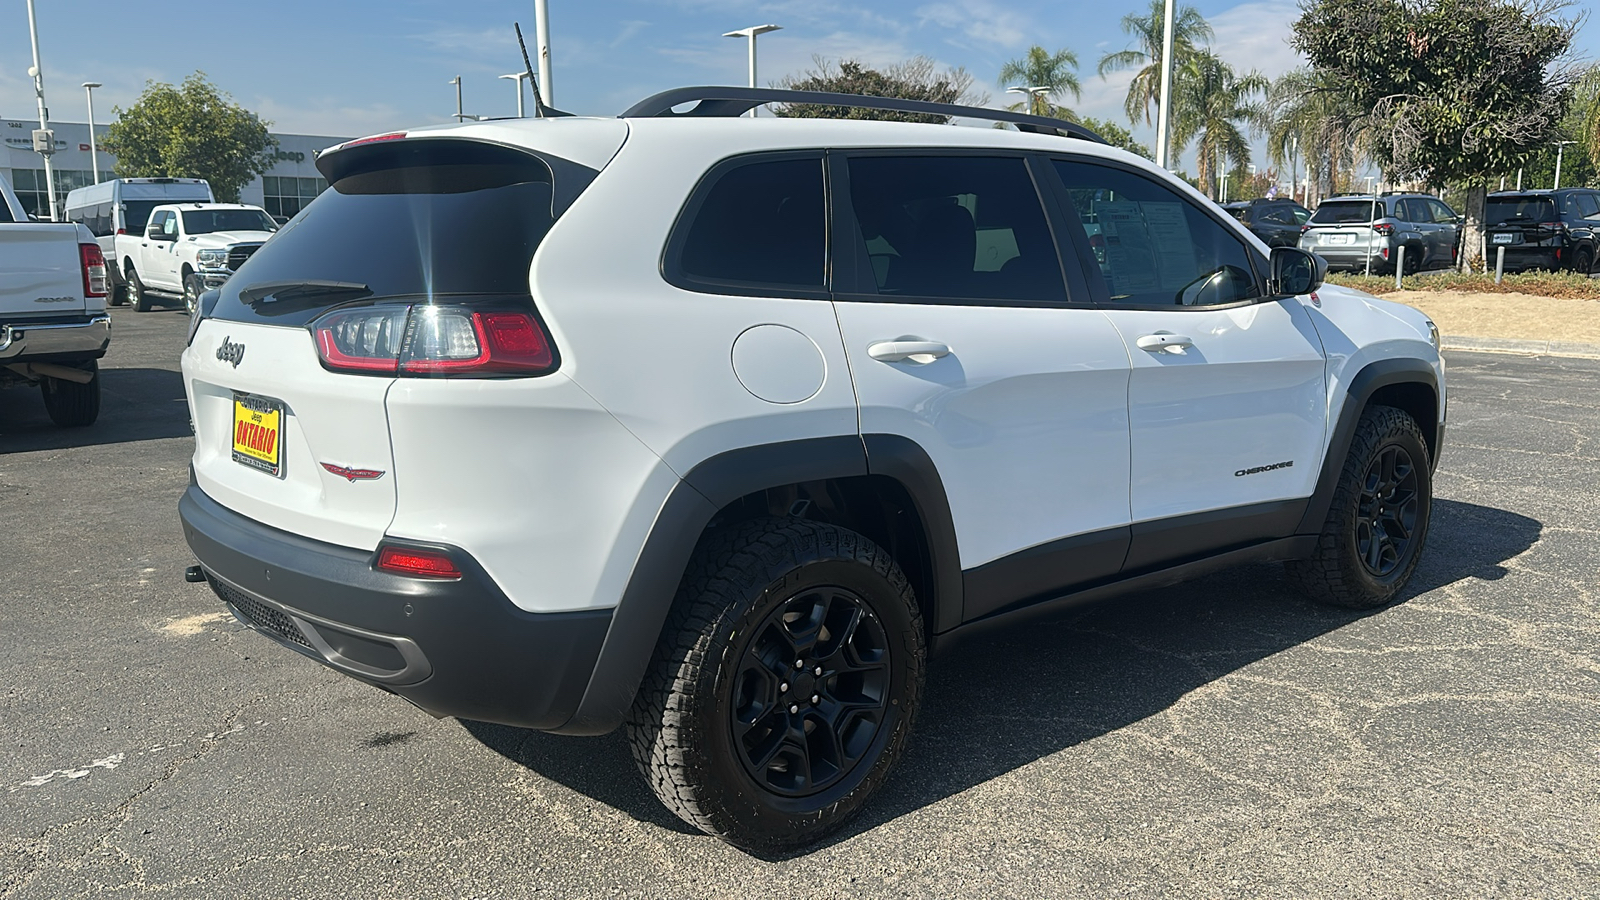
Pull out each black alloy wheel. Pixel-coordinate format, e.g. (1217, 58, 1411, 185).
(1354, 444, 1420, 577)
(730, 585, 891, 797)
(1574, 246, 1595, 276)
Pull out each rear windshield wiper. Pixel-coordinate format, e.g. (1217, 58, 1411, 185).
(238, 280, 371, 305)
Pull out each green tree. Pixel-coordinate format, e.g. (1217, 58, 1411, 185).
(1169, 51, 1268, 200)
(774, 57, 984, 123)
(1265, 67, 1367, 206)
(1077, 116, 1154, 159)
(102, 73, 276, 203)
(997, 46, 1082, 120)
(1575, 64, 1600, 174)
(1293, 0, 1582, 271)
(1096, 0, 1213, 127)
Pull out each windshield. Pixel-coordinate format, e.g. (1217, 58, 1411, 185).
(182, 208, 277, 234)
(212, 141, 573, 328)
(1310, 200, 1380, 225)
(1486, 196, 1557, 226)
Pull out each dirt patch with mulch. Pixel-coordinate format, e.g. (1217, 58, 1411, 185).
(1375, 290, 1600, 345)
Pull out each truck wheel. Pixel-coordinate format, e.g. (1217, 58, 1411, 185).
(183, 272, 204, 316)
(40, 360, 101, 428)
(1288, 405, 1431, 609)
(128, 266, 151, 313)
(627, 518, 925, 853)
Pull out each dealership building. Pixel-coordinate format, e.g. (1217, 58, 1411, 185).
(2, 118, 349, 220)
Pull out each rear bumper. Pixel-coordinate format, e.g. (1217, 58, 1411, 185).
(1487, 246, 1561, 271)
(0, 315, 111, 362)
(1303, 246, 1391, 272)
(179, 482, 612, 730)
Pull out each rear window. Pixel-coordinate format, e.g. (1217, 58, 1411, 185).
(211, 141, 583, 328)
(123, 200, 163, 233)
(1487, 196, 1557, 226)
(1310, 200, 1380, 225)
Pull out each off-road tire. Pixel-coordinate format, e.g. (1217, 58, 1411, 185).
(127, 266, 151, 313)
(40, 360, 101, 427)
(627, 517, 925, 853)
(1288, 404, 1431, 609)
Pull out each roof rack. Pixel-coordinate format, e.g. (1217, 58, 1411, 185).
(620, 86, 1107, 143)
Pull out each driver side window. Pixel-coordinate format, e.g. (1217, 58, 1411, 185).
(1053, 159, 1261, 307)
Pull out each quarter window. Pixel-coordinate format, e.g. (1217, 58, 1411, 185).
(1576, 193, 1600, 220)
(1054, 159, 1260, 307)
(675, 156, 825, 293)
(843, 156, 1065, 303)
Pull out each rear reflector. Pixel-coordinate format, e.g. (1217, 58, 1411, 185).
(376, 546, 462, 579)
(80, 243, 108, 298)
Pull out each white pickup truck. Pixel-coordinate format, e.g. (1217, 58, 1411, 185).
(0, 172, 111, 427)
(115, 203, 277, 314)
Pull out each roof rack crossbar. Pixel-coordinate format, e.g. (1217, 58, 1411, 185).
(620, 86, 1107, 144)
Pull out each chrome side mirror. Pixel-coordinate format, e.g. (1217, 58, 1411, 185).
(1270, 246, 1326, 296)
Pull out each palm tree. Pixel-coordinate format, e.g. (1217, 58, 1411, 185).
(1578, 64, 1600, 173)
(997, 46, 1082, 120)
(1264, 67, 1366, 206)
(1097, 0, 1213, 127)
(1169, 51, 1269, 200)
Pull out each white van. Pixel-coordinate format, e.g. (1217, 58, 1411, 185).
(65, 178, 213, 304)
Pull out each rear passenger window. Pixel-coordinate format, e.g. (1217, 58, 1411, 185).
(675, 156, 825, 294)
(1577, 193, 1600, 220)
(843, 156, 1065, 303)
(1054, 159, 1260, 307)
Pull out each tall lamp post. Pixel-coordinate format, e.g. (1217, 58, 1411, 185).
(82, 82, 102, 184)
(447, 77, 481, 122)
(1154, 0, 1176, 169)
(1006, 86, 1051, 117)
(1554, 140, 1576, 189)
(723, 24, 781, 117)
(25, 0, 57, 220)
(499, 72, 531, 118)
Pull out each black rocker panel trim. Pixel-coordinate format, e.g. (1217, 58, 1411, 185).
(934, 535, 1318, 655)
(1297, 358, 1439, 536)
(1123, 498, 1308, 572)
(962, 527, 1130, 622)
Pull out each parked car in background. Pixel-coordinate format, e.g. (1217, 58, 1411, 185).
(1222, 197, 1310, 248)
(65, 178, 214, 306)
(1, 172, 111, 427)
(1483, 188, 1600, 274)
(114, 203, 277, 314)
(1300, 192, 1460, 274)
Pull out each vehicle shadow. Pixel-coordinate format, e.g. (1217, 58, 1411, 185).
(463, 497, 1540, 856)
(0, 366, 190, 453)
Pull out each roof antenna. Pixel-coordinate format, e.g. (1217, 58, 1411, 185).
(514, 23, 549, 119)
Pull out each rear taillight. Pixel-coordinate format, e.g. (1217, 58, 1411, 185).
(1372, 223, 1395, 235)
(115, 227, 126, 235)
(311, 302, 556, 377)
(1301, 225, 1311, 234)
(79, 243, 108, 298)
(376, 545, 461, 579)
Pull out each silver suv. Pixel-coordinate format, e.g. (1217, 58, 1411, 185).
(1300, 193, 1460, 274)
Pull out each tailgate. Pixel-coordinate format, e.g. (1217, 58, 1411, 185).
(184, 319, 397, 550)
(0, 224, 86, 316)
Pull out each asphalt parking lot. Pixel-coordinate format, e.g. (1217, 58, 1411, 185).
(2, 306, 1597, 898)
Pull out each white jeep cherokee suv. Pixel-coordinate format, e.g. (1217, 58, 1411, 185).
(179, 87, 1446, 852)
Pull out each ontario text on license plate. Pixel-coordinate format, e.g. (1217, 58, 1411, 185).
(232, 392, 284, 477)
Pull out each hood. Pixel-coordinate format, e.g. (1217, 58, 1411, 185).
(190, 230, 275, 248)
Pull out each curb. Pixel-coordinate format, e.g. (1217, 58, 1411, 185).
(1442, 335, 1600, 359)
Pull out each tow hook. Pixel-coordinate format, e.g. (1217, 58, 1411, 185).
(184, 565, 206, 583)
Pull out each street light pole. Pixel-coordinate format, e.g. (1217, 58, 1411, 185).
(723, 24, 782, 117)
(1154, 0, 1176, 169)
(1006, 86, 1051, 117)
(499, 72, 530, 118)
(447, 76, 476, 122)
(25, 0, 57, 220)
(534, 0, 554, 107)
(1554, 140, 1575, 189)
(82, 82, 102, 184)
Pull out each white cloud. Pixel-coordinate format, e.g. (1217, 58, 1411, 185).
(251, 96, 411, 138)
(1207, 1, 1305, 80)
(915, 1, 1030, 50)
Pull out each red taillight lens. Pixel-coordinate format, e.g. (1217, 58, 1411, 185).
(376, 546, 462, 579)
(1301, 225, 1311, 233)
(311, 303, 556, 377)
(115, 227, 126, 235)
(80, 243, 108, 298)
(1372, 223, 1394, 235)
(342, 132, 408, 148)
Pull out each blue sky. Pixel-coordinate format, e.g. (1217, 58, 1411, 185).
(4, 0, 1597, 176)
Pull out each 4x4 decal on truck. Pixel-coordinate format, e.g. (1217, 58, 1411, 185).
(1236, 460, 1294, 476)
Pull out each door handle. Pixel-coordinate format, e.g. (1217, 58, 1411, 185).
(868, 340, 950, 363)
(1135, 332, 1194, 352)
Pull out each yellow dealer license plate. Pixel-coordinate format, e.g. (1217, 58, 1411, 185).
(232, 392, 284, 477)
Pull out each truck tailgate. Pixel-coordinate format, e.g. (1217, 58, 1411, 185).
(0, 224, 87, 317)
